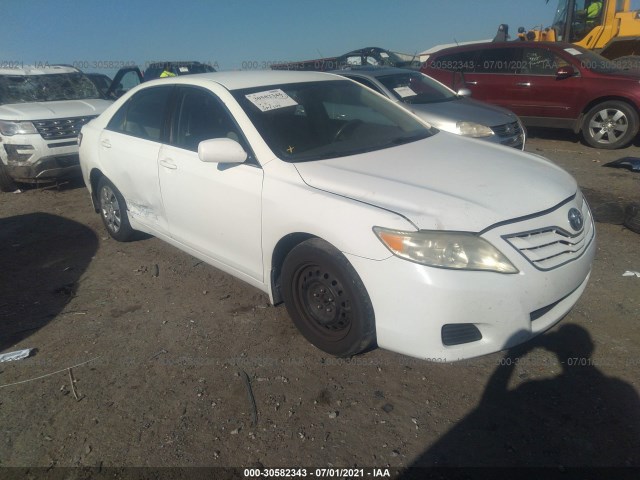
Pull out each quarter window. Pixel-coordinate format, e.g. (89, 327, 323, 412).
(107, 86, 172, 142)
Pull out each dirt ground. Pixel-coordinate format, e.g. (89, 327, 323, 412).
(1, 131, 639, 478)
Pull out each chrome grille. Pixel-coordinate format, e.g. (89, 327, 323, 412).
(503, 201, 595, 271)
(33, 116, 97, 140)
(491, 121, 522, 138)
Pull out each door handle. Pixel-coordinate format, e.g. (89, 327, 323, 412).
(159, 158, 177, 170)
(466, 81, 478, 85)
(101, 139, 111, 148)
(516, 82, 532, 87)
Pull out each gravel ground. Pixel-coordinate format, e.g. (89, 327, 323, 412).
(1, 131, 639, 479)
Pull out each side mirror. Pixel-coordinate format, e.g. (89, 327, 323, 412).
(198, 138, 248, 164)
(457, 88, 472, 97)
(556, 66, 576, 79)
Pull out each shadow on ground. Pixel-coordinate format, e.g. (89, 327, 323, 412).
(400, 324, 640, 474)
(0, 213, 98, 352)
(526, 127, 582, 145)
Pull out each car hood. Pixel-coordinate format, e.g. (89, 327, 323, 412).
(0, 99, 112, 121)
(405, 97, 518, 129)
(293, 133, 576, 232)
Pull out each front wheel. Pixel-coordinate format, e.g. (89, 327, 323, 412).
(281, 238, 376, 357)
(97, 176, 136, 241)
(582, 101, 639, 149)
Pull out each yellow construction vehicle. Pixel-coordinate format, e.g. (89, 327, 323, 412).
(516, 0, 640, 64)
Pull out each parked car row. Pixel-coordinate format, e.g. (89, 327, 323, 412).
(422, 41, 640, 149)
(78, 70, 595, 361)
(5, 42, 640, 191)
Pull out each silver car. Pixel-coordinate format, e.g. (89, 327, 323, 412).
(332, 67, 525, 149)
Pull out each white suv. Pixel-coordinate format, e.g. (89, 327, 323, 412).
(0, 65, 112, 191)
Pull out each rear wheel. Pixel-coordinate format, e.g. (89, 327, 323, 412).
(281, 238, 376, 357)
(582, 101, 639, 149)
(97, 176, 135, 241)
(0, 162, 18, 192)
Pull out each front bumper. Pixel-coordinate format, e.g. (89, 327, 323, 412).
(0, 133, 81, 182)
(347, 196, 595, 362)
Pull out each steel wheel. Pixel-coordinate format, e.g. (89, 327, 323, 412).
(292, 263, 352, 341)
(282, 238, 376, 357)
(583, 101, 639, 149)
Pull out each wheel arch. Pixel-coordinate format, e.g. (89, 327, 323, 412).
(89, 168, 105, 212)
(576, 96, 640, 133)
(270, 232, 318, 305)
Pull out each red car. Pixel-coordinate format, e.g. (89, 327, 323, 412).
(421, 41, 640, 149)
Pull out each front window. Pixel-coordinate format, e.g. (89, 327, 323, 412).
(0, 73, 100, 105)
(563, 45, 624, 73)
(232, 80, 432, 162)
(377, 72, 457, 104)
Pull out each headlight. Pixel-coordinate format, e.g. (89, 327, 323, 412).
(373, 227, 518, 273)
(0, 120, 38, 136)
(456, 121, 494, 138)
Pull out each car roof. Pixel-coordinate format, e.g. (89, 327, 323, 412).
(431, 41, 578, 55)
(146, 61, 208, 66)
(330, 66, 419, 78)
(144, 70, 343, 90)
(0, 65, 82, 76)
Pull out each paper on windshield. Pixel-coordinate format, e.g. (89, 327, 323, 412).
(178, 67, 189, 73)
(394, 86, 417, 98)
(564, 48, 582, 56)
(245, 89, 298, 112)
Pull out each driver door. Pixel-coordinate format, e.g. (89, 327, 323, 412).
(158, 85, 264, 282)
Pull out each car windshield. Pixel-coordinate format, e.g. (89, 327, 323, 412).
(232, 80, 432, 162)
(0, 72, 101, 105)
(377, 72, 457, 104)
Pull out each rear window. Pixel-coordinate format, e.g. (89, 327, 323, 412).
(473, 48, 523, 74)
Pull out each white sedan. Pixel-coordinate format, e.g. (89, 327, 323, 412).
(79, 71, 595, 361)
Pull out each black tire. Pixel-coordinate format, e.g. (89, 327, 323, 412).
(0, 162, 18, 193)
(624, 203, 640, 234)
(281, 238, 376, 357)
(581, 101, 639, 149)
(97, 176, 135, 241)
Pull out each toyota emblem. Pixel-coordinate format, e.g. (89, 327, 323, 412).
(568, 208, 584, 231)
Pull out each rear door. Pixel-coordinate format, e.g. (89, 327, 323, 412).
(457, 47, 531, 114)
(98, 85, 173, 234)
